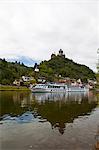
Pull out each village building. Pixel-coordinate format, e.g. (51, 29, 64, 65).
(13, 79, 23, 86)
(58, 77, 71, 84)
(34, 67, 39, 72)
(37, 77, 46, 83)
(22, 76, 34, 82)
(34, 63, 39, 72)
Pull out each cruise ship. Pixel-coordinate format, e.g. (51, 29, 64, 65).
(31, 83, 89, 93)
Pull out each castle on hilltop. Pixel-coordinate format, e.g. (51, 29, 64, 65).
(51, 49, 65, 59)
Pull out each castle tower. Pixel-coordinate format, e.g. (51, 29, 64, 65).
(58, 49, 65, 58)
(59, 49, 63, 56)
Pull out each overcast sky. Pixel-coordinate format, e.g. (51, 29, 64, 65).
(0, 0, 98, 72)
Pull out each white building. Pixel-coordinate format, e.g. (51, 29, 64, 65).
(22, 76, 34, 82)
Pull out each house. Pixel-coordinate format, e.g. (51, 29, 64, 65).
(22, 76, 34, 82)
(58, 77, 71, 83)
(38, 77, 46, 83)
(13, 79, 23, 86)
(34, 67, 39, 72)
(88, 79, 97, 85)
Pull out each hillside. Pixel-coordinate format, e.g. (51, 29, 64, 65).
(39, 52, 95, 82)
(0, 58, 33, 85)
(0, 51, 95, 85)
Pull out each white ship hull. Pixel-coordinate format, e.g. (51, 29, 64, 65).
(31, 84, 89, 93)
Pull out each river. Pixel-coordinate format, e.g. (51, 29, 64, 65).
(0, 91, 99, 150)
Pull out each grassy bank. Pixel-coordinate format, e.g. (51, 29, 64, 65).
(0, 85, 31, 91)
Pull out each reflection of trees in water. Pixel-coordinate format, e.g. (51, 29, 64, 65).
(32, 92, 97, 134)
(0, 91, 31, 117)
(35, 98, 97, 134)
(0, 91, 98, 134)
(52, 122, 65, 135)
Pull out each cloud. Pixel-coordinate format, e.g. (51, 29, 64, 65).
(0, 0, 98, 72)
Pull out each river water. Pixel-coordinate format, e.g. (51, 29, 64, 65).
(0, 91, 99, 150)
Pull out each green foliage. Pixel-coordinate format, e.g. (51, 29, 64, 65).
(0, 55, 96, 85)
(96, 73, 99, 82)
(0, 59, 33, 85)
(23, 81, 30, 86)
(30, 79, 36, 84)
(39, 55, 95, 82)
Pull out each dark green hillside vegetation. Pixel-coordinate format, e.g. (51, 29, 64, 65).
(39, 55, 95, 82)
(0, 52, 95, 85)
(0, 59, 33, 85)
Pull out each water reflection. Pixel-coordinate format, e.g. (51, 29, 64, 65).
(95, 125, 99, 147)
(32, 92, 97, 134)
(0, 91, 98, 134)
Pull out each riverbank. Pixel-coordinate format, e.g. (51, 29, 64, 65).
(0, 85, 31, 91)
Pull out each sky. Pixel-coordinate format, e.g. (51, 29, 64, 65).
(0, 0, 99, 72)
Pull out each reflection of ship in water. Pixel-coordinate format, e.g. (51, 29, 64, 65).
(32, 92, 88, 103)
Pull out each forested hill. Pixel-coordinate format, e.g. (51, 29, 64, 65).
(0, 54, 95, 85)
(39, 55, 95, 82)
(0, 58, 33, 85)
